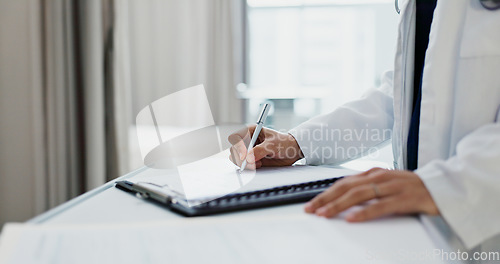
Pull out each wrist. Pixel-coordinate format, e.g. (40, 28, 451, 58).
(288, 133, 304, 161)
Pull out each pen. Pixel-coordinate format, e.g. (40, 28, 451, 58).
(240, 103, 271, 172)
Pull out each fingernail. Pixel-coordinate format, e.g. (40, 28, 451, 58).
(346, 213, 358, 222)
(316, 207, 327, 216)
(304, 202, 313, 213)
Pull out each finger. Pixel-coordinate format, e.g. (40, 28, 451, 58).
(228, 125, 262, 162)
(245, 161, 257, 170)
(230, 141, 248, 161)
(305, 169, 393, 214)
(228, 125, 255, 145)
(243, 149, 257, 170)
(314, 179, 403, 218)
(315, 184, 379, 218)
(352, 167, 386, 177)
(305, 176, 371, 213)
(235, 142, 248, 161)
(251, 142, 274, 161)
(345, 196, 402, 222)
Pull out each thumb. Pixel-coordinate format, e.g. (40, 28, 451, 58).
(248, 142, 275, 163)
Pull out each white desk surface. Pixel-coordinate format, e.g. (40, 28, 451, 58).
(23, 164, 482, 264)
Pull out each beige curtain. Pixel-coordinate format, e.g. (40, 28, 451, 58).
(43, 0, 118, 198)
(0, 0, 121, 227)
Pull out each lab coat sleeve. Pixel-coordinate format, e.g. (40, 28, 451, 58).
(289, 71, 394, 165)
(416, 122, 500, 249)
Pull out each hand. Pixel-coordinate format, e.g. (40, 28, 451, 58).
(228, 125, 304, 170)
(304, 168, 439, 222)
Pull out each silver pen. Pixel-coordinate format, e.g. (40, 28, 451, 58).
(240, 103, 271, 172)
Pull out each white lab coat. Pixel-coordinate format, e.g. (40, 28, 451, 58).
(290, 0, 500, 249)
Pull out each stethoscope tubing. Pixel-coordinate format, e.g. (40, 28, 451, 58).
(395, 0, 500, 14)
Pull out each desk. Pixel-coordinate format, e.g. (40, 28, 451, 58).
(21, 164, 478, 264)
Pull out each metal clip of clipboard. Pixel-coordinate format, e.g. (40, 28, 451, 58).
(116, 181, 181, 205)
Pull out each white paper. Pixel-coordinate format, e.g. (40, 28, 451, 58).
(127, 153, 358, 206)
(176, 150, 255, 206)
(0, 215, 445, 264)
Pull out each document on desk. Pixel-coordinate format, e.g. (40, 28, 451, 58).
(0, 215, 445, 264)
(127, 148, 359, 204)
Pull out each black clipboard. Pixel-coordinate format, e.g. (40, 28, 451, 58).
(115, 176, 345, 217)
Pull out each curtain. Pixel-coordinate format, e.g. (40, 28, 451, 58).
(43, 0, 83, 206)
(35, 0, 118, 211)
(114, 0, 246, 168)
(0, 0, 119, 225)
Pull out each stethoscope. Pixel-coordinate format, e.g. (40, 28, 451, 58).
(394, 0, 500, 14)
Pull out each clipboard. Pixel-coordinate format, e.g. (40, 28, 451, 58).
(115, 176, 345, 217)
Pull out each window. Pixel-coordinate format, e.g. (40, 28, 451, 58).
(242, 0, 399, 130)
